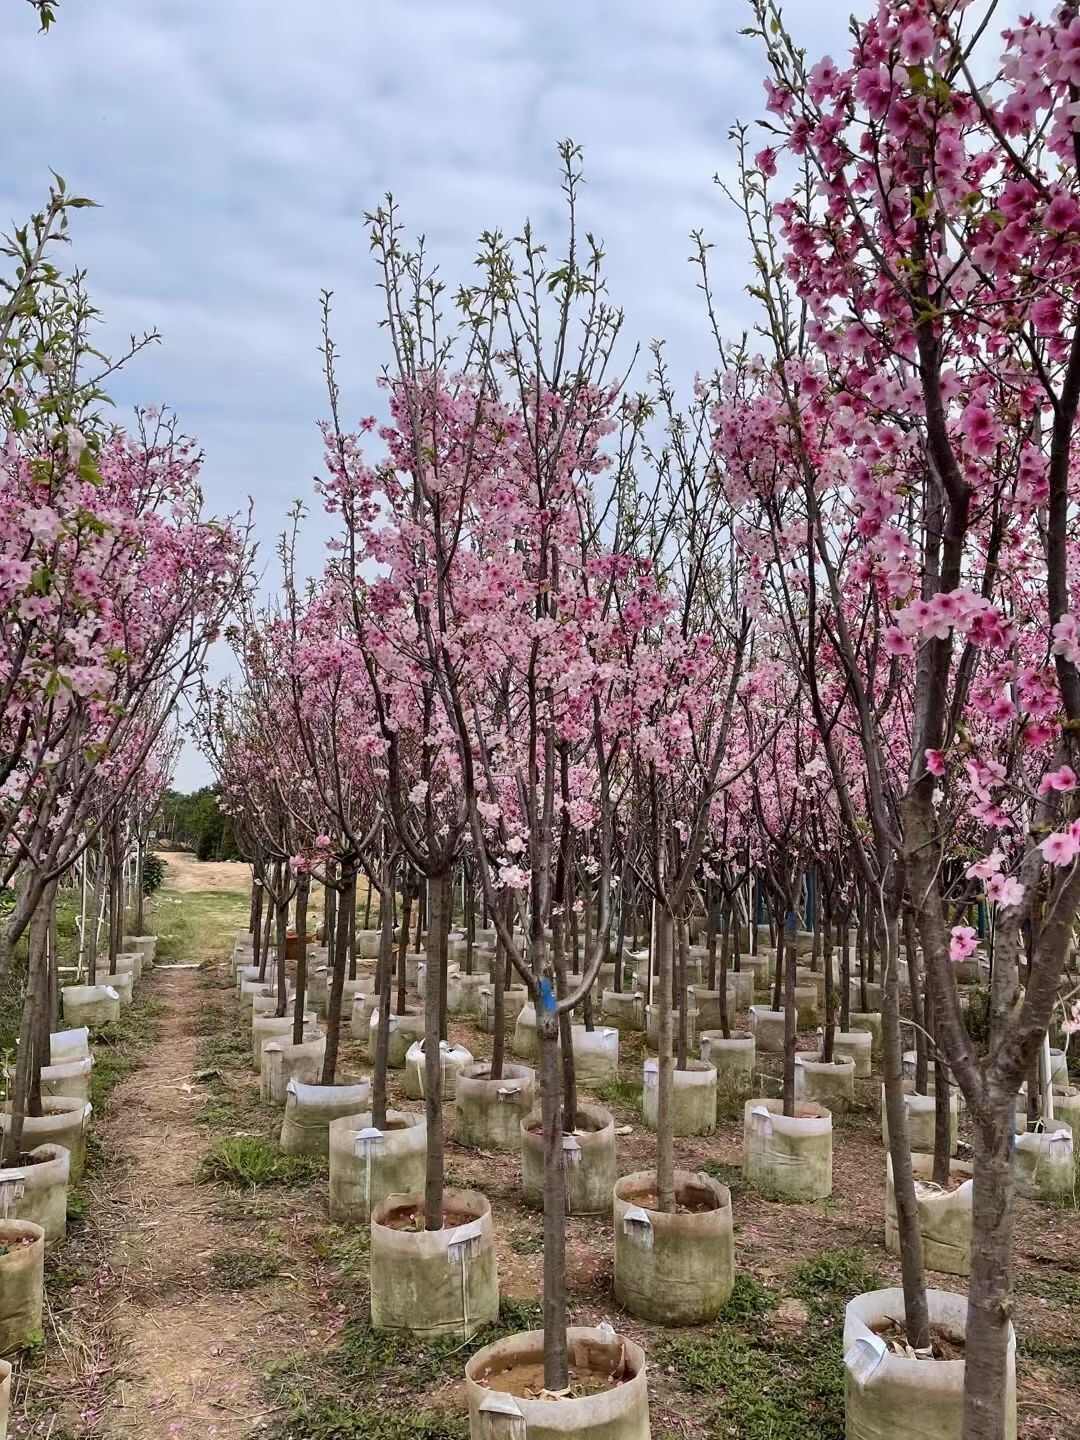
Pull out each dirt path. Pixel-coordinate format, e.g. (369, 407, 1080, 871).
(90, 966, 291, 1440)
(154, 851, 252, 895)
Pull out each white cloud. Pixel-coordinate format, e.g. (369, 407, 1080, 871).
(3, 0, 859, 786)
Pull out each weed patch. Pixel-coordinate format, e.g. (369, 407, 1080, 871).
(594, 1075, 642, 1107)
(197, 1135, 321, 1189)
(209, 1247, 281, 1290)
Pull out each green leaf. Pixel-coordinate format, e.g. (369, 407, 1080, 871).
(77, 448, 103, 486)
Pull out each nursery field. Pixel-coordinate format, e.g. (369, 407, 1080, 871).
(9, 874, 1079, 1440)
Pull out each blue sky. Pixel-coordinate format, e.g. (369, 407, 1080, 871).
(2, 0, 858, 785)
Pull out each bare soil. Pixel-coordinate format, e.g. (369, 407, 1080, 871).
(154, 850, 252, 896)
(15, 885, 1080, 1440)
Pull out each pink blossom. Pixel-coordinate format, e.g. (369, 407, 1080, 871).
(924, 748, 945, 777)
(1038, 765, 1078, 796)
(884, 627, 914, 657)
(949, 926, 978, 962)
(987, 873, 1024, 909)
(497, 863, 530, 892)
(965, 850, 1003, 881)
(1031, 294, 1063, 335)
(1045, 190, 1080, 231)
(899, 17, 935, 64)
(1040, 830, 1080, 867)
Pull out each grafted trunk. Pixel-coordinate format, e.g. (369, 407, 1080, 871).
(291, 872, 310, 1045)
(705, 883, 718, 990)
(259, 890, 273, 984)
(881, 899, 930, 1349)
(718, 908, 731, 1041)
(323, 858, 337, 955)
(395, 884, 411, 1016)
(906, 906, 929, 1095)
(655, 904, 676, 1213)
(963, 1094, 1015, 1440)
(423, 869, 449, 1230)
(274, 887, 289, 1018)
(538, 1009, 568, 1390)
(839, 913, 851, 1030)
(822, 906, 835, 1062)
(348, 873, 359, 981)
(771, 903, 785, 1012)
(251, 877, 264, 982)
(491, 891, 511, 1081)
(782, 928, 796, 1116)
(552, 924, 578, 1134)
(371, 861, 396, 1130)
(930, 984, 953, 1189)
(134, 837, 146, 935)
(676, 918, 689, 1069)
(321, 862, 354, 1084)
(4, 887, 50, 1165)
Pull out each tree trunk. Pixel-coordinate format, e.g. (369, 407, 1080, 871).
(134, 837, 146, 935)
(414, 877, 425, 954)
(906, 906, 929, 1095)
(292, 872, 310, 1045)
(655, 904, 675, 1213)
(963, 1094, 1016, 1440)
(782, 927, 797, 1116)
(348, 873, 358, 981)
(538, 1009, 568, 1390)
(274, 887, 289, 1019)
(107, 842, 120, 976)
(926, 981, 952, 1188)
(252, 877, 264, 982)
(553, 923, 578, 1134)
(718, 908, 731, 1041)
(491, 892, 509, 1081)
(323, 858, 337, 954)
(4, 890, 49, 1165)
(822, 907, 835, 1063)
(31, 882, 58, 1118)
(772, 904, 785, 1012)
(705, 882, 717, 990)
(259, 889, 273, 984)
(676, 918, 689, 1070)
(423, 869, 448, 1230)
(839, 914, 851, 1030)
(371, 862, 396, 1130)
(321, 863, 354, 1084)
(395, 885, 411, 1016)
(881, 900, 930, 1349)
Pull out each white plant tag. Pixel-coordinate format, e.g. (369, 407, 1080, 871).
(447, 1215, 484, 1263)
(844, 1332, 887, 1385)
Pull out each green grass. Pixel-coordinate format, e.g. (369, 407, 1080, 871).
(789, 1246, 879, 1319)
(149, 884, 250, 967)
(90, 999, 165, 1115)
(209, 1247, 281, 1290)
(1018, 1268, 1080, 1308)
(263, 1298, 540, 1440)
(722, 1272, 778, 1323)
(270, 1402, 466, 1440)
(508, 1224, 545, 1255)
(594, 1075, 643, 1107)
(197, 1135, 322, 1189)
(654, 1248, 878, 1440)
(698, 1157, 746, 1198)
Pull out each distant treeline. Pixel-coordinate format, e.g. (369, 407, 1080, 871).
(158, 787, 242, 862)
